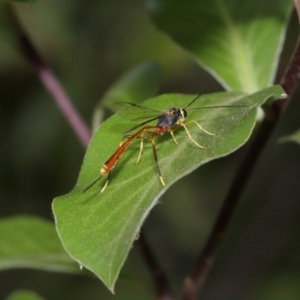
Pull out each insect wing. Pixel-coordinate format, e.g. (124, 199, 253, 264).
(111, 102, 168, 135)
(111, 102, 162, 121)
(123, 116, 162, 135)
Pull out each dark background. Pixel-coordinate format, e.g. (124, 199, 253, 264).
(1, 1, 300, 299)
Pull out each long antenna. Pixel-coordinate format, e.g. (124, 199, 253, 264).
(186, 93, 250, 110)
(186, 94, 202, 108)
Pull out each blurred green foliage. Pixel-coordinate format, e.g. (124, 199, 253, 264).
(6, 290, 46, 300)
(0, 0, 300, 299)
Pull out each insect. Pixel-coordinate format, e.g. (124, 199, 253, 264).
(84, 94, 244, 193)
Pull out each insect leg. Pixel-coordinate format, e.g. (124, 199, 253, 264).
(151, 135, 165, 186)
(132, 130, 155, 164)
(169, 130, 179, 145)
(136, 135, 144, 164)
(100, 172, 111, 193)
(184, 120, 215, 136)
(180, 123, 207, 149)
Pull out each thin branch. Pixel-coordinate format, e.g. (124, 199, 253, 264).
(180, 118, 275, 300)
(293, 0, 300, 24)
(6, 6, 173, 299)
(137, 232, 175, 300)
(180, 20, 300, 300)
(276, 38, 300, 115)
(7, 6, 91, 148)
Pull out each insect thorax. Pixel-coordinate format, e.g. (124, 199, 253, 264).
(157, 108, 182, 128)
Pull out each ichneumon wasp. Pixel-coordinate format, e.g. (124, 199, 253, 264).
(84, 94, 246, 193)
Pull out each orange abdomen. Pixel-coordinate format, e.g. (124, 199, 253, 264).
(99, 126, 154, 176)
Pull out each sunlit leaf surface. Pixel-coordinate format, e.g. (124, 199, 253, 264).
(53, 85, 285, 291)
(146, 0, 292, 92)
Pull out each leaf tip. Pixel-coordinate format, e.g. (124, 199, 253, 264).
(280, 92, 287, 99)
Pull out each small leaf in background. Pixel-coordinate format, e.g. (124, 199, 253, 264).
(279, 129, 300, 145)
(145, 0, 293, 92)
(53, 85, 285, 292)
(102, 61, 162, 107)
(0, 216, 79, 274)
(5, 290, 46, 300)
(255, 275, 300, 300)
(91, 61, 162, 133)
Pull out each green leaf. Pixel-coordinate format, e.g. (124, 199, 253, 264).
(146, 0, 292, 92)
(0, 216, 79, 274)
(91, 62, 161, 133)
(279, 129, 300, 145)
(53, 85, 285, 292)
(6, 290, 46, 300)
(102, 61, 161, 107)
(255, 275, 300, 300)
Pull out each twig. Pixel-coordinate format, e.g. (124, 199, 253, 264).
(7, 6, 173, 299)
(137, 232, 175, 300)
(180, 118, 275, 300)
(7, 5, 91, 148)
(180, 14, 300, 300)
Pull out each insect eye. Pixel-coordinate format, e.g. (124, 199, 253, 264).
(182, 109, 187, 118)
